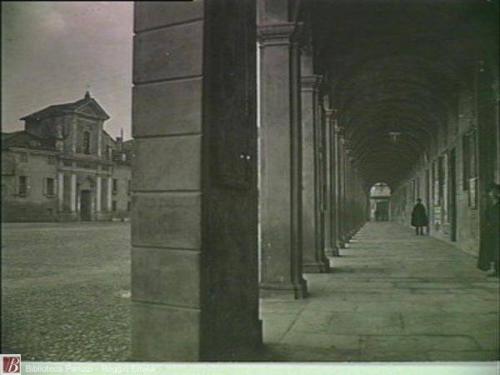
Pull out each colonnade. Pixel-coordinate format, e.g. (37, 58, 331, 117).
(257, 4, 368, 298)
(56, 171, 113, 216)
(130, 0, 369, 361)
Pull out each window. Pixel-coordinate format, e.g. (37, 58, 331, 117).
(438, 156, 444, 205)
(46, 178, 55, 197)
(112, 179, 118, 194)
(127, 201, 131, 212)
(112, 201, 117, 212)
(83, 131, 91, 154)
(19, 152, 28, 162)
(18, 176, 28, 196)
(106, 146, 112, 160)
(127, 180, 131, 195)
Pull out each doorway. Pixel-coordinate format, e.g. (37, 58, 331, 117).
(80, 190, 92, 221)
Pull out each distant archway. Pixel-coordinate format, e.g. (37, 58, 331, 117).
(369, 182, 391, 221)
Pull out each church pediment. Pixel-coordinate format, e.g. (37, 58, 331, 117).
(21, 92, 110, 122)
(74, 100, 110, 120)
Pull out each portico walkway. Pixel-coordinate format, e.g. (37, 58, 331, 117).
(260, 222, 499, 361)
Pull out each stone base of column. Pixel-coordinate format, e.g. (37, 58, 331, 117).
(303, 260, 330, 273)
(260, 280, 308, 300)
(325, 246, 340, 257)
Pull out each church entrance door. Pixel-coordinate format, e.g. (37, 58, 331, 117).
(80, 190, 92, 221)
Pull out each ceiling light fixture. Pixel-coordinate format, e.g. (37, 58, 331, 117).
(389, 131, 401, 142)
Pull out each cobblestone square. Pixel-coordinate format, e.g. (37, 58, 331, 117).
(1, 222, 131, 361)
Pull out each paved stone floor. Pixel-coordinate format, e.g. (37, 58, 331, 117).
(260, 222, 499, 361)
(2, 221, 498, 362)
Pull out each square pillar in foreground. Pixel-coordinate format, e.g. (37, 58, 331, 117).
(131, 0, 261, 361)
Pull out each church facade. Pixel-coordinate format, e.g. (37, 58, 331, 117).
(1, 92, 133, 222)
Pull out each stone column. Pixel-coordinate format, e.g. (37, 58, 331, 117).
(132, 0, 261, 361)
(333, 123, 343, 251)
(344, 150, 351, 241)
(258, 21, 307, 299)
(301, 72, 329, 272)
(58, 172, 64, 212)
(328, 110, 340, 256)
(346, 154, 355, 239)
(322, 108, 335, 257)
(107, 177, 112, 211)
(345, 147, 353, 241)
(70, 174, 77, 212)
(338, 134, 347, 248)
(96, 175, 101, 212)
(315, 95, 326, 265)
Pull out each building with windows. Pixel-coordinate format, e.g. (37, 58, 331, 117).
(1, 92, 133, 222)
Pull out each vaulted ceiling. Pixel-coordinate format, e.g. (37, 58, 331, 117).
(308, 0, 498, 191)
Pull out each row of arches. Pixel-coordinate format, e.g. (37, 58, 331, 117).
(130, 0, 499, 361)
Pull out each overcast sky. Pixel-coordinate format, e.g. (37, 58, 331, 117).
(1, 2, 133, 140)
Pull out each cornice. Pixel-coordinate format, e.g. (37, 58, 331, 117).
(258, 22, 303, 46)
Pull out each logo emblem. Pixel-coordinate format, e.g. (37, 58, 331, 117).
(1, 355, 21, 374)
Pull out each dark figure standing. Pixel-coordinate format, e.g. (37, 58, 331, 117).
(477, 184, 500, 277)
(411, 198, 428, 235)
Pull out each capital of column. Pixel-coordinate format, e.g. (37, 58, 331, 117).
(324, 107, 338, 121)
(258, 22, 303, 47)
(301, 74, 323, 92)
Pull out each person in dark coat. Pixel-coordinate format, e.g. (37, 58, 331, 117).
(477, 184, 500, 277)
(411, 198, 428, 235)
